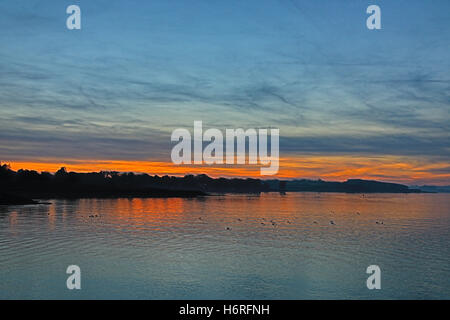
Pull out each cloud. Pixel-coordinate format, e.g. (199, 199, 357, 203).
(0, 0, 449, 183)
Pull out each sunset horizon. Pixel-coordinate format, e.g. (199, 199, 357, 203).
(2, 156, 449, 186)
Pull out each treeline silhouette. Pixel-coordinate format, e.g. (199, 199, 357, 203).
(0, 164, 268, 203)
(0, 163, 422, 204)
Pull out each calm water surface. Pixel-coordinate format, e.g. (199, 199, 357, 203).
(0, 193, 449, 299)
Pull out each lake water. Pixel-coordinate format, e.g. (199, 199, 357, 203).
(0, 193, 449, 299)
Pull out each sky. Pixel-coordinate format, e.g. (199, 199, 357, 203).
(0, 0, 449, 185)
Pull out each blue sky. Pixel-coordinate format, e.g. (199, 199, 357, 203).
(0, 0, 449, 182)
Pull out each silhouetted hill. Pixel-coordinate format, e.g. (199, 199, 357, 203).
(267, 178, 422, 193)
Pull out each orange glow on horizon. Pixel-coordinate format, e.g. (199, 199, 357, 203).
(3, 156, 449, 186)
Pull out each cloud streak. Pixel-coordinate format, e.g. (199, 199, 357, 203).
(0, 0, 449, 184)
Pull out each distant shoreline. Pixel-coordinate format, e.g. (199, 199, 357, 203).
(0, 189, 208, 205)
(0, 193, 39, 205)
(0, 164, 436, 205)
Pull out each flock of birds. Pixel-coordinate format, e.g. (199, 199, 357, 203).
(218, 211, 385, 231)
(83, 210, 386, 229)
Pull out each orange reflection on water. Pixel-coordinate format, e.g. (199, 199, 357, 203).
(58, 193, 450, 236)
(47, 204, 56, 230)
(72, 197, 198, 233)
